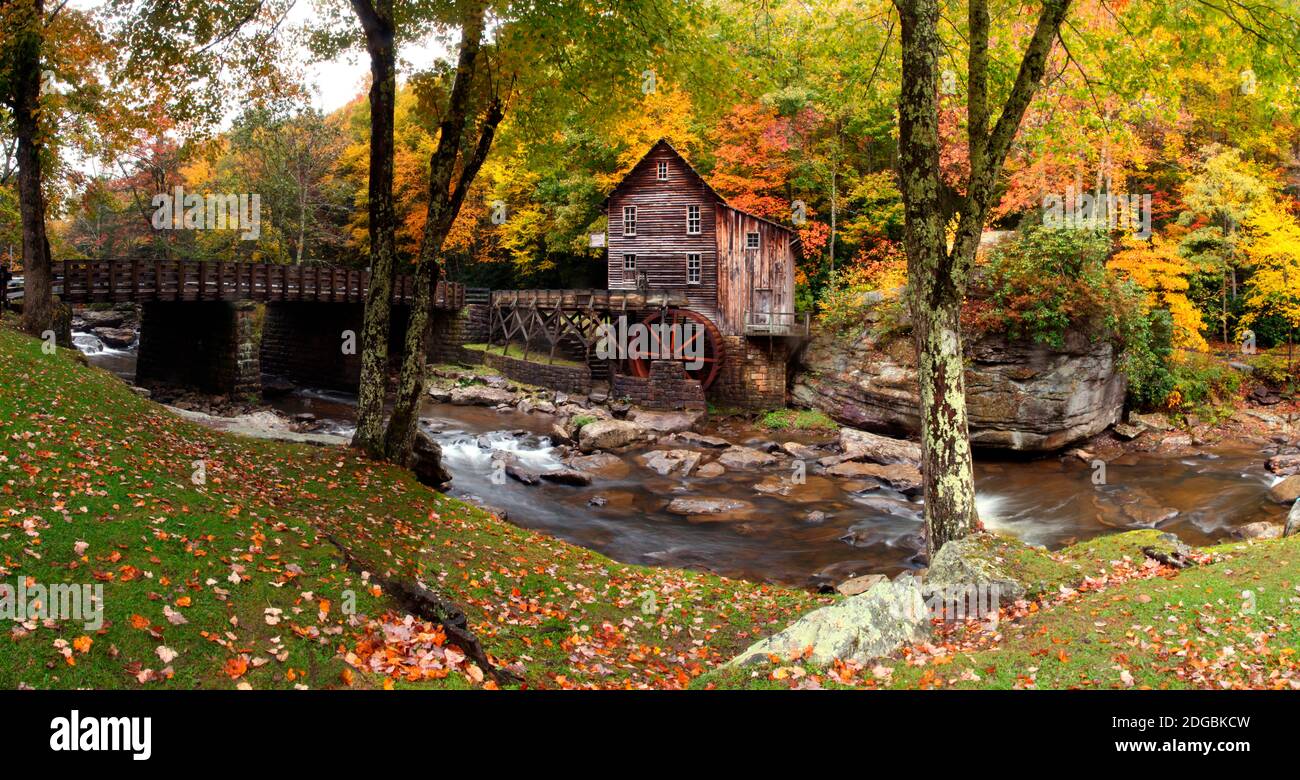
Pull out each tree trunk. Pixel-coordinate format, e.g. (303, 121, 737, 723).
(896, 0, 978, 557)
(12, 0, 53, 337)
(350, 0, 399, 458)
(894, 0, 1069, 557)
(382, 2, 499, 465)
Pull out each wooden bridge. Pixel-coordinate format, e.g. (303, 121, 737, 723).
(53, 259, 465, 309)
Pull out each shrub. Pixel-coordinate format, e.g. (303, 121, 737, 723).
(571, 415, 597, 430)
(1248, 350, 1299, 389)
(972, 226, 1137, 348)
(1164, 351, 1243, 416)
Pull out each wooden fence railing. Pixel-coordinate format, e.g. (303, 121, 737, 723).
(53, 260, 464, 309)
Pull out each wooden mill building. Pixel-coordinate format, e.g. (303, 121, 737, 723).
(602, 138, 802, 338)
(481, 139, 808, 411)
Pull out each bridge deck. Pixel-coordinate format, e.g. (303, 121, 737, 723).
(489, 288, 687, 311)
(54, 260, 464, 309)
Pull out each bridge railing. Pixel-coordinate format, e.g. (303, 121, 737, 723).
(52, 260, 464, 309)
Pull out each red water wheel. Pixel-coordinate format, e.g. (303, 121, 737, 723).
(624, 308, 725, 390)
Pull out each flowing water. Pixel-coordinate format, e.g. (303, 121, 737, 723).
(76, 330, 1292, 588)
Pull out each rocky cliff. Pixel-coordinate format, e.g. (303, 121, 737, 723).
(791, 324, 1126, 451)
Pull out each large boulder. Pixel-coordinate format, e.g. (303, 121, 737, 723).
(728, 576, 930, 667)
(791, 329, 1125, 451)
(578, 419, 648, 452)
(925, 535, 1028, 603)
(1286, 501, 1300, 538)
(411, 431, 452, 489)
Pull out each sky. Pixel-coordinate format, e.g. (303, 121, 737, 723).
(70, 0, 451, 115)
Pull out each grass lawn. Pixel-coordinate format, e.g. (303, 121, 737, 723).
(0, 325, 822, 689)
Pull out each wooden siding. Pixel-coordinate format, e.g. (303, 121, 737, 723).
(606, 145, 723, 314)
(714, 205, 796, 335)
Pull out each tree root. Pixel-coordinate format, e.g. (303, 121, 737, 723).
(323, 533, 521, 686)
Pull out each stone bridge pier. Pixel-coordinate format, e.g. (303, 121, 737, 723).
(136, 301, 262, 397)
(135, 301, 479, 397)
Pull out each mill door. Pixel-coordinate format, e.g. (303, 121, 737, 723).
(753, 288, 773, 328)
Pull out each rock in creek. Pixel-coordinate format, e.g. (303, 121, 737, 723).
(1233, 521, 1282, 540)
(92, 327, 137, 348)
(628, 410, 701, 434)
(639, 449, 702, 477)
(565, 451, 630, 479)
(1286, 501, 1300, 538)
(411, 430, 452, 490)
(665, 497, 755, 522)
(718, 445, 779, 470)
(1267, 453, 1300, 476)
(450, 385, 516, 407)
(825, 461, 922, 494)
(1268, 475, 1300, 504)
(539, 467, 593, 486)
(578, 419, 649, 452)
(670, 431, 732, 449)
(694, 461, 726, 478)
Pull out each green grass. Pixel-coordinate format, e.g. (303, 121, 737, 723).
(0, 324, 822, 689)
(698, 530, 1300, 690)
(759, 408, 839, 432)
(462, 341, 585, 369)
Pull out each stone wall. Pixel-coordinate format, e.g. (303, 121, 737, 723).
(791, 327, 1126, 451)
(709, 336, 790, 409)
(613, 360, 706, 410)
(137, 301, 260, 396)
(479, 349, 592, 394)
(428, 304, 489, 364)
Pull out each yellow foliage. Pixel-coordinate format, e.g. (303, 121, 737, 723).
(1240, 202, 1300, 334)
(1107, 235, 1208, 351)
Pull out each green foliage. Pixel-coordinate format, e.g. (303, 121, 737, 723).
(759, 408, 838, 432)
(1118, 308, 1177, 410)
(571, 415, 598, 430)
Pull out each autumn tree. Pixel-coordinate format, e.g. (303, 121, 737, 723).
(0, 0, 54, 336)
(894, 0, 1071, 555)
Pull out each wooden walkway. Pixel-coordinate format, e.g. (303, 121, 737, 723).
(54, 259, 464, 309)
